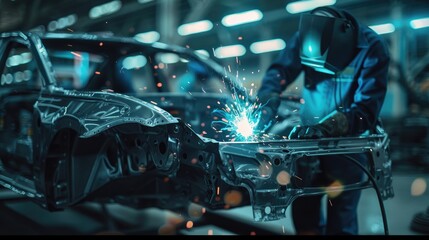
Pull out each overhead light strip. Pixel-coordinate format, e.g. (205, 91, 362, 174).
(410, 17, 429, 29)
(369, 23, 395, 35)
(89, 0, 122, 19)
(134, 31, 160, 43)
(286, 0, 336, 14)
(214, 45, 246, 59)
(221, 9, 263, 27)
(250, 39, 286, 54)
(177, 20, 213, 36)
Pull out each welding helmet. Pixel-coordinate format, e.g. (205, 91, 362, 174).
(299, 6, 357, 75)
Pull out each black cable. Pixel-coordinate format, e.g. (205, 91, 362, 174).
(343, 154, 389, 235)
(410, 206, 429, 234)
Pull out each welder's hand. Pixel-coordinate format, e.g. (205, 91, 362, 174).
(289, 110, 349, 139)
(288, 125, 328, 139)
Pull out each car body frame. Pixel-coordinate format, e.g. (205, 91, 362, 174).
(0, 31, 393, 222)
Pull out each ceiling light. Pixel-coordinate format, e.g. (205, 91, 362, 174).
(369, 23, 395, 35)
(221, 9, 263, 27)
(214, 45, 246, 59)
(177, 20, 213, 36)
(250, 39, 286, 54)
(286, 0, 336, 14)
(410, 17, 429, 29)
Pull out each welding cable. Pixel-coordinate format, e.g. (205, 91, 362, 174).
(410, 206, 429, 234)
(343, 154, 389, 235)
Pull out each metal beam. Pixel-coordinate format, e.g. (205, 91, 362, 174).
(157, 0, 179, 44)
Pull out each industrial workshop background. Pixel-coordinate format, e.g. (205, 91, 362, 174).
(0, 0, 428, 236)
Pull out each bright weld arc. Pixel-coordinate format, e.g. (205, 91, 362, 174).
(211, 86, 268, 141)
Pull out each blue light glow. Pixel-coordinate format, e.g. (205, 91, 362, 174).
(211, 89, 271, 142)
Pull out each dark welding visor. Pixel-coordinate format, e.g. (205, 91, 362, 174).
(299, 12, 356, 75)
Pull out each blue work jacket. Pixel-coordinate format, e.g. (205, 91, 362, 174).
(258, 19, 390, 136)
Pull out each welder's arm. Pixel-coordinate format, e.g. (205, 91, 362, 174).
(256, 32, 303, 133)
(288, 110, 348, 139)
(289, 40, 390, 139)
(341, 40, 390, 135)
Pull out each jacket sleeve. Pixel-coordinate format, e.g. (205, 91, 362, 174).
(343, 39, 390, 135)
(257, 32, 303, 102)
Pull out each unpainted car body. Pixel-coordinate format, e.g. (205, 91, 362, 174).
(0, 31, 393, 222)
(0, 31, 247, 212)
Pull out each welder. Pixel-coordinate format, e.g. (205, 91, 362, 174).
(256, 6, 390, 235)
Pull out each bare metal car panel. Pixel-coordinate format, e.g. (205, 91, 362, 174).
(36, 89, 178, 136)
(0, 31, 249, 212)
(218, 132, 393, 221)
(0, 31, 393, 222)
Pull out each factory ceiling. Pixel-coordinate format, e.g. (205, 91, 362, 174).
(0, 0, 428, 78)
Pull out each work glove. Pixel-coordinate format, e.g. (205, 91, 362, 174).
(255, 93, 280, 134)
(288, 110, 349, 139)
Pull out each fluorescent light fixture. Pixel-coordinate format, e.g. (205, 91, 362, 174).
(20, 52, 33, 65)
(369, 23, 395, 35)
(47, 14, 77, 31)
(6, 54, 23, 67)
(134, 31, 160, 43)
(250, 39, 286, 54)
(47, 21, 57, 32)
(195, 49, 210, 58)
(6, 53, 32, 67)
(286, 0, 336, 14)
(122, 55, 147, 70)
(214, 45, 246, 59)
(177, 20, 213, 36)
(159, 53, 180, 64)
(410, 17, 429, 29)
(89, 0, 122, 19)
(221, 9, 263, 27)
(1, 74, 13, 85)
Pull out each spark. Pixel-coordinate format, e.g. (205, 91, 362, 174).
(210, 69, 281, 141)
(70, 51, 81, 58)
(186, 221, 193, 229)
(210, 58, 280, 141)
(211, 93, 268, 141)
